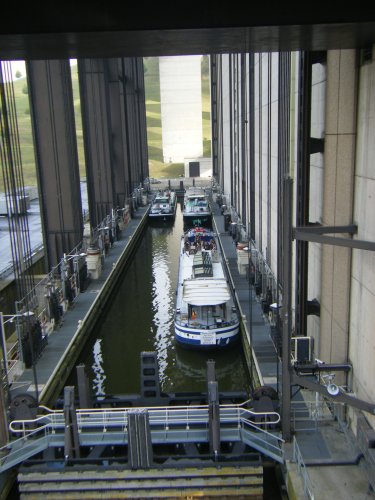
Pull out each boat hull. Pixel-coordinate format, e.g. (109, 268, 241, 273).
(148, 212, 176, 222)
(148, 191, 177, 222)
(174, 322, 240, 349)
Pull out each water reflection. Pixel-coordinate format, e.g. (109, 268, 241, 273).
(163, 345, 250, 394)
(72, 205, 250, 399)
(92, 338, 106, 396)
(150, 225, 174, 386)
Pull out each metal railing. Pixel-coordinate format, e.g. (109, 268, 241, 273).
(9, 402, 281, 436)
(290, 399, 341, 432)
(293, 436, 315, 500)
(0, 401, 283, 472)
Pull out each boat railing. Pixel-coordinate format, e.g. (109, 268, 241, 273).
(175, 316, 239, 329)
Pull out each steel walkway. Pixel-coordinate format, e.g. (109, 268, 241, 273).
(0, 403, 284, 472)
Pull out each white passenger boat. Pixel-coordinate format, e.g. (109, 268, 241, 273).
(182, 187, 212, 228)
(174, 227, 240, 349)
(148, 190, 177, 222)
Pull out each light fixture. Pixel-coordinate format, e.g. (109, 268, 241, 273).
(269, 303, 281, 311)
(327, 383, 340, 396)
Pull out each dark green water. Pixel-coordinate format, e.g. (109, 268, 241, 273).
(73, 203, 251, 398)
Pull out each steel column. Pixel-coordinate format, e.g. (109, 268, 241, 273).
(106, 59, 130, 209)
(76, 364, 92, 409)
(295, 51, 312, 338)
(78, 58, 115, 229)
(64, 386, 80, 459)
(281, 177, 293, 441)
(27, 60, 83, 269)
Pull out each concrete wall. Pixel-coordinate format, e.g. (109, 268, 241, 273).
(320, 51, 357, 386)
(350, 45, 375, 429)
(159, 56, 203, 163)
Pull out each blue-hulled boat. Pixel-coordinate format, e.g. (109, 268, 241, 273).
(174, 227, 240, 349)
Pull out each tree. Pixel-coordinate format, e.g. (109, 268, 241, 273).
(15, 70, 22, 79)
(22, 84, 28, 95)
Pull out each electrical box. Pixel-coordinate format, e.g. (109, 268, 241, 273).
(291, 336, 313, 364)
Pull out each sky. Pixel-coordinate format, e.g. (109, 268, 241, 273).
(0, 60, 26, 82)
(1, 60, 77, 82)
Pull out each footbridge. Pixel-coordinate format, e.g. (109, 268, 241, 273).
(0, 401, 283, 472)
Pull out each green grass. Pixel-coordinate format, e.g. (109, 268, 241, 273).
(1, 57, 211, 191)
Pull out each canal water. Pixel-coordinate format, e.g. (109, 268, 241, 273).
(72, 202, 251, 398)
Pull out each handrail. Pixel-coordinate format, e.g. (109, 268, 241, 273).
(8, 402, 281, 438)
(0, 401, 283, 473)
(293, 436, 315, 500)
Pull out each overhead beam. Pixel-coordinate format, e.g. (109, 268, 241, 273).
(1, 23, 375, 60)
(293, 231, 375, 251)
(294, 224, 357, 235)
(292, 373, 375, 415)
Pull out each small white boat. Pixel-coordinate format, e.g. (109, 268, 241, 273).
(148, 190, 177, 222)
(182, 187, 212, 228)
(174, 227, 240, 349)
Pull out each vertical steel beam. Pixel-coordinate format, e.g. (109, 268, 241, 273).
(122, 58, 140, 194)
(249, 53, 255, 240)
(76, 364, 92, 409)
(206, 359, 216, 385)
(27, 60, 83, 269)
(277, 53, 291, 294)
(78, 58, 114, 229)
(210, 55, 219, 179)
(106, 58, 129, 209)
(240, 53, 247, 227)
(208, 381, 221, 457)
(0, 384, 9, 447)
(281, 177, 293, 441)
(277, 53, 291, 391)
(63, 386, 80, 459)
(134, 57, 149, 183)
(295, 51, 312, 338)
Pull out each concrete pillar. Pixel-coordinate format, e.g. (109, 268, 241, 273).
(122, 58, 148, 191)
(320, 50, 357, 382)
(107, 59, 130, 209)
(159, 56, 203, 163)
(79, 58, 147, 228)
(78, 59, 115, 228)
(27, 60, 83, 269)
